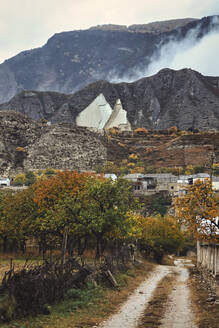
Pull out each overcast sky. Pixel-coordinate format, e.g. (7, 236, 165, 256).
(0, 0, 218, 64)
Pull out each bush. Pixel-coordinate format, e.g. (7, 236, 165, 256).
(44, 168, 56, 178)
(16, 147, 26, 152)
(137, 216, 184, 263)
(133, 128, 148, 135)
(2, 259, 92, 319)
(14, 174, 25, 186)
(167, 126, 178, 134)
(25, 171, 36, 186)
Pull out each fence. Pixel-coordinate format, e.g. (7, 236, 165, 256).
(197, 241, 219, 277)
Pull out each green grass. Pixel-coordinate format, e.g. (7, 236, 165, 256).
(0, 284, 105, 328)
(0, 260, 154, 328)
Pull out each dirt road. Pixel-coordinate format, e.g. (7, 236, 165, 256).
(98, 259, 197, 328)
(160, 259, 197, 328)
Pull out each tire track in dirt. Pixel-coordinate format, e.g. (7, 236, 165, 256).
(160, 259, 197, 328)
(98, 265, 171, 328)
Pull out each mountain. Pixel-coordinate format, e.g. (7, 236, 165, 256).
(0, 110, 218, 176)
(0, 111, 106, 176)
(1, 68, 219, 131)
(0, 15, 218, 104)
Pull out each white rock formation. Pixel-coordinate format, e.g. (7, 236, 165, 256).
(76, 95, 131, 130)
(76, 94, 112, 129)
(104, 99, 131, 130)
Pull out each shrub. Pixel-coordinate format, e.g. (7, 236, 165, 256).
(44, 168, 56, 178)
(16, 147, 26, 152)
(133, 127, 148, 135)
(108, 127, 120, 136)
(25, 171, 36, 186)
(167, 126, 178, 134)
(128, 153, 138, 161)
(212, 163, 219, 176)
(14, 174, 25, 186)
(194, 165, 205, 174)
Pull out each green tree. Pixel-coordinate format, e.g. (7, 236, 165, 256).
(80, 177, 138, 258)
(0, 188, 38, 252)
(25, 171, 36, 186)
(136, 215, 184, 263)
(152, 194, 170, 217)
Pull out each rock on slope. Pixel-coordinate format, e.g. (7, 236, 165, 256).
(0, 111, 219, 176)
(0, 16, 217, 103)
(0, 111, 107, 176)
(1, 68, 219, 131)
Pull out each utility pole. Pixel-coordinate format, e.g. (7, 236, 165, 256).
(210, 147, 215, 183)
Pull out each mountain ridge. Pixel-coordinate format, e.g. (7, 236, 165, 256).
(1, 68, 219, 131)
(0, 15, 218, 103)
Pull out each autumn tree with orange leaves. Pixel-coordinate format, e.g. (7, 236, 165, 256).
(33, 171, 95, 257)
(33, 171, 137, 259)
(175, 179, 219, 241)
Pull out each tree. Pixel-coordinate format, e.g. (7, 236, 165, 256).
(80, 177, 138, 259)
(33, 172, 137, 259)
(135, 215, 184, 263)
(33, 171, 92, 212)
(0, 188, 38, 252)
(33, 171, 94, 257)
(152, 194, 170, 217)
(25, 171, 36, 186)
(175, 179, 219, 241)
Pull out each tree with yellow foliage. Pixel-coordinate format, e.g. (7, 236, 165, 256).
(133, 214, 184, 263)
(175, 179, 219, 241)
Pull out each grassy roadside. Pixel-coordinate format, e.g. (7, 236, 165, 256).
(137, 269, 177, 328)
(189, 267, 219, 328)
(1, 260, 154, 328)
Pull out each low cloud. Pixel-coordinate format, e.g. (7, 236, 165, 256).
(145, 20, 219, 77)
(109, 16, 219, 83)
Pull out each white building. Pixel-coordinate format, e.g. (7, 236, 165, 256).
(0, 178, 10, 187)
(213, 177, 219, 191)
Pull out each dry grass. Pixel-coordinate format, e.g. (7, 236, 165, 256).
(137, 270, 177, 328)
(1, 260, 155, 328)
(0, 252, 44, 281)
(189, 267, 219, 328)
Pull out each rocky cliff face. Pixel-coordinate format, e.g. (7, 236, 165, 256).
(0, 16, 218, 104)
(0, 111, 218, 177)
(1, 68, 219, 131)
(0, 111, 107, 176)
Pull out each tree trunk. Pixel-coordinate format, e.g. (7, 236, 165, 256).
(96, 237, 101, 260)
(78, 237, 87, 256)
(61, 227, 68, 270)
(3, 236, 8, 253)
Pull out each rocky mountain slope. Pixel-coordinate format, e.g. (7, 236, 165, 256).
(0, 111, 106, 176)
(1, 68, 219, 130)
(0, 16, 218, 104)
(0, 111, 218, 176)
(103, 130, 219, 170)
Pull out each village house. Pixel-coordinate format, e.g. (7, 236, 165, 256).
(123, 173, 177, 195)
(123, 172, 219, 197)
(169, 173, 215, 197)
